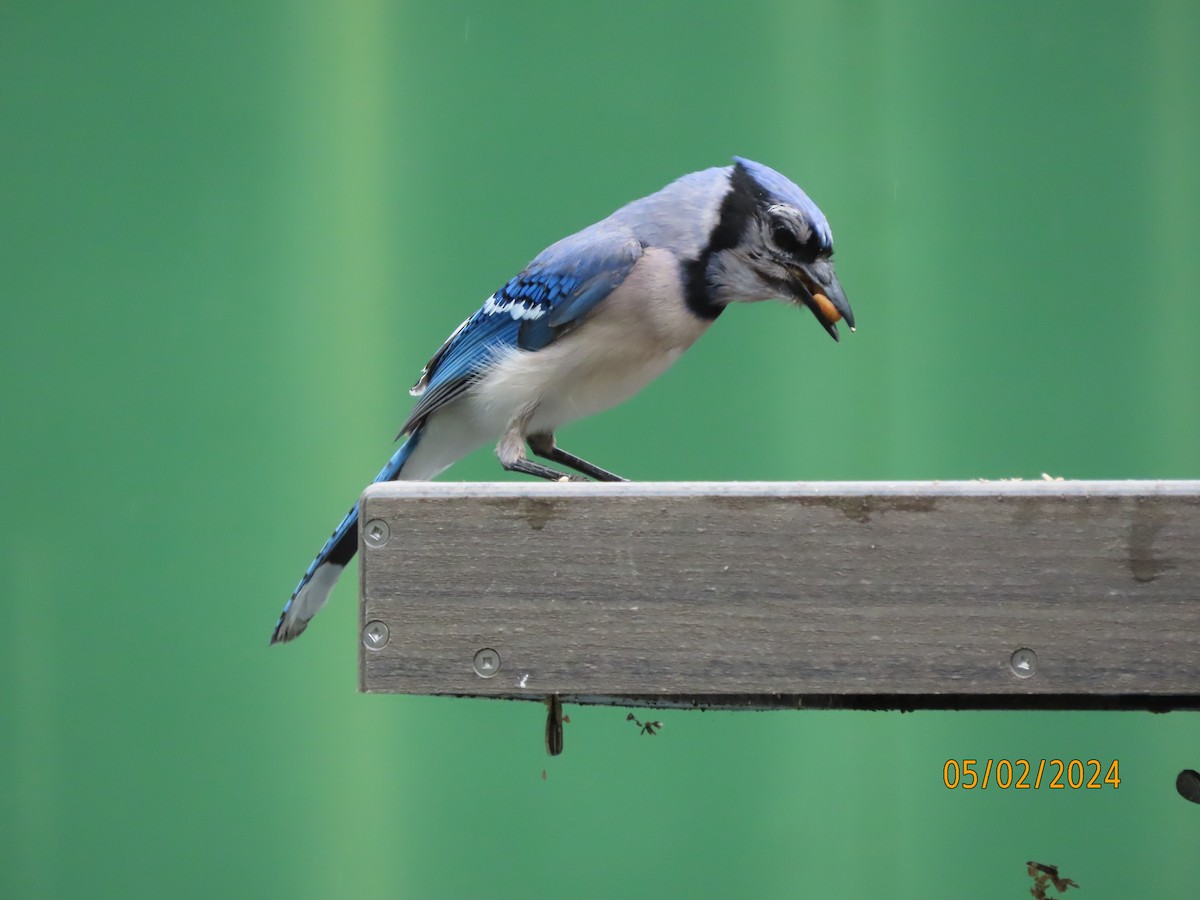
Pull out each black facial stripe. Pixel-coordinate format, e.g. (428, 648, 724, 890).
(704, 162, 766, 256)
(682, 161, 767, 319)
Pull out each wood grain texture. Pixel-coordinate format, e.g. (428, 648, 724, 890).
(357, 481, 1200, 709)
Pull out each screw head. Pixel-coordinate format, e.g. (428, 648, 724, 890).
(472, 648, 501, 678)
(1010, 647, 1038, 678)
(363, 519, 390, 548)
(362, 620, 389, 650)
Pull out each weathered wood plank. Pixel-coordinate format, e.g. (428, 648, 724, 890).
(357, 481, 1200, 709)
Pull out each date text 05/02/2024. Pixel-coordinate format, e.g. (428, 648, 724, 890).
(943, 759, 1120, 790)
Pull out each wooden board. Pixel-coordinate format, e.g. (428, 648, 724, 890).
(357, 481, 1200, 710)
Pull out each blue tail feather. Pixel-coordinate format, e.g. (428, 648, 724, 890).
(270, 428, 423, 644)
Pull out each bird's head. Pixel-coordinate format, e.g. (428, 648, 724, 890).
(702, 157, 854, 341)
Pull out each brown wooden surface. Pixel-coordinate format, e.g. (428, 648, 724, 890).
(357, 481, 1200, 710)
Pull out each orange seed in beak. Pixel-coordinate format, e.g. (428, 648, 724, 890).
(811, 291, 842, 324)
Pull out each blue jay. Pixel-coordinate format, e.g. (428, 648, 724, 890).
(272, 157, 853, 643)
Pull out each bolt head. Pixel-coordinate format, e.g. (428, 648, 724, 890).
(472, 648, 501, 678)
(362, 620, 389, 650)
(1010, 647, 1038, 678)
(363, 519, 390, 548)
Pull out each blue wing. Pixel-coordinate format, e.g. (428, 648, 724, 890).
(399, 232, 643, 434)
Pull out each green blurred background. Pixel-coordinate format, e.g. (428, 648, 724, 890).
(3, 1, 1199, 896)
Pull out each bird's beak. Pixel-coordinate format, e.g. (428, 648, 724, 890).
(792, 260, 855, 342)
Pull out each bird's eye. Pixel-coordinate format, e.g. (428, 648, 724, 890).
(770, 219, 817, 261)
(770, 223, 800, 254)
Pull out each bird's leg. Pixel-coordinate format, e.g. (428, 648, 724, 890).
(528, 432, 628, 482)
(496, 421, 585, 482)
(504, 457, 587, 482)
